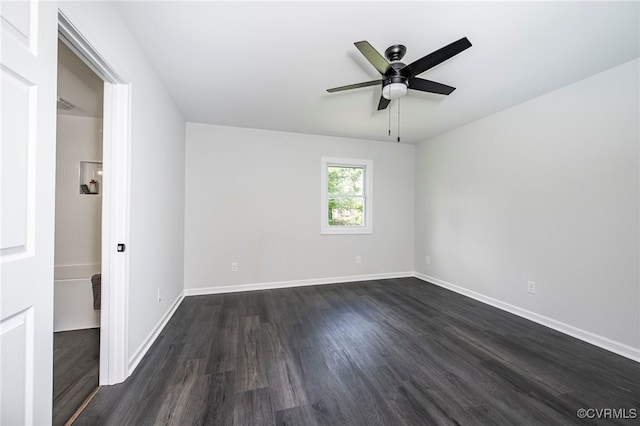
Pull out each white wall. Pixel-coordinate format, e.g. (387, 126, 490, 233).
(54, 115, 102, 270)
(54, 115, 102, 331)
(185, 123, 415, 291)
(415, 59, 640, 353)
(59, 2, 186, 365)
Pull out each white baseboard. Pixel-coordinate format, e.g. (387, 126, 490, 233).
(414, 272, 640, 363)
(184, 271, 414, 296)
(128, 290, 185, 375)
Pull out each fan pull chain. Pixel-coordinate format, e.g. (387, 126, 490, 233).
(397, 98, 401, 142)
(388, 100, 391, 136)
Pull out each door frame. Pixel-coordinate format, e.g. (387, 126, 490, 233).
(58, 11, 130, 385)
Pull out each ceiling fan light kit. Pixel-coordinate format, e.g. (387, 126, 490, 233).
(382, 79, 408, 100)
(327, 37, 472, 109)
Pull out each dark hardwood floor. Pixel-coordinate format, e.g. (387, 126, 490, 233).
(74, 278, 639, 425)
(53, 328, 100, 426)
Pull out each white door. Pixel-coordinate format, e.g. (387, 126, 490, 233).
(1, 1, 58, 424)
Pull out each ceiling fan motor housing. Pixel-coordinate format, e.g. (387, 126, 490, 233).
(385, 44, 407, 62)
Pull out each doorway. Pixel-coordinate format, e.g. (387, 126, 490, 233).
(53, 9, 132, 419)
(52, 38, 104, 425)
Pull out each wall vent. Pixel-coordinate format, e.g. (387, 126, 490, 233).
(57, 97, 76, 110)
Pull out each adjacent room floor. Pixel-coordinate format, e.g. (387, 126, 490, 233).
(53, 328, 100, 426)
(74, 278, 639, 425)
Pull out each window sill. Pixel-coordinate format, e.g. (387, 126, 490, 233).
(321, 226, 372, 235)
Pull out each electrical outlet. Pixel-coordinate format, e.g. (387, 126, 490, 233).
(157, 287, 162, 303)
(231, 262, 238, 272)
(356, 256, 361, 264)
(527, 281, 536, 294)
(426, 256, 431, 265)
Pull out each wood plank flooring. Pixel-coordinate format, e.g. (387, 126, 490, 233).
(74, 278, 639, 425)
(53, 328, 100, 426)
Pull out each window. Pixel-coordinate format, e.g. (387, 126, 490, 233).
(321, 157, 372, 234)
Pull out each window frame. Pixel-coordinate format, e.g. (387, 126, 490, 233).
(320, 156, 373, 235)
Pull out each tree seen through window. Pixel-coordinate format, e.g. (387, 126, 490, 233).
(327, 165, 364, 227)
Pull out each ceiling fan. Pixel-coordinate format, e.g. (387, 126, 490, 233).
(327, 37, 472, 110)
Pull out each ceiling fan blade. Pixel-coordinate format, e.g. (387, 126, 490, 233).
(409, 78, 456, 95)
(377, 96, 390, 111)
(354, 41, 390, 75)
(327, 80, 381, 93)
(401, 37, 472, 78)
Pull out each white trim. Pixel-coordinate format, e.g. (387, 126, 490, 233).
(58, 12, 124, 84)
(320, 157, 373, 235)
(128, 292, 185, 375)
(184, 271, 413, 296)
(414, 272, 640, 363)
(101, 83, 132, 385)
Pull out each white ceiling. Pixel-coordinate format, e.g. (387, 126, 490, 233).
(114, 1, 639, 144)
